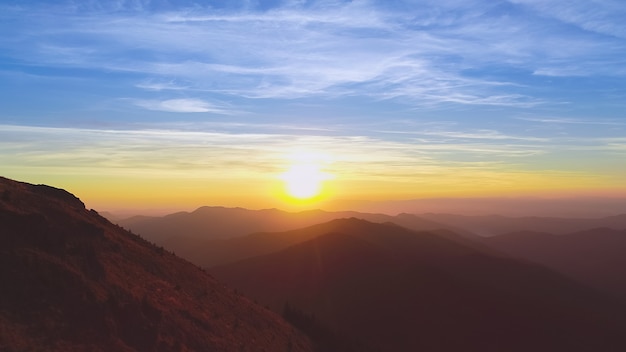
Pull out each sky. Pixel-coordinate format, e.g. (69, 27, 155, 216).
(1, 0, 626, 214)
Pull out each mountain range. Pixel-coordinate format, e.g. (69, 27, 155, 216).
(210, 218, 626, 352)
(116, 207, 466, 241)
(4, 175, 626, 351)
(114, 207, 475, 267)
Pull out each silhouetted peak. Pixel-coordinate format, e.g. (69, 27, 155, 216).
(193, 205, 283, 216)
(323, 217, 385, 230)
(296, 209, 330, 216)
(381, 221, 404, 228)
(0, 177, 85, 210)
(31, 184, 85, 209)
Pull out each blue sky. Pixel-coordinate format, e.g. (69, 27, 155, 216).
(1, 0, 626, 210)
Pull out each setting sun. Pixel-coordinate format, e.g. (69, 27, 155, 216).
(282, 164, 325, 199)
(280, 152, 333, 200)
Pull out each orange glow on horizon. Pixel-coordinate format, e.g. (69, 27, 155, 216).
(4, 156, 626, 215)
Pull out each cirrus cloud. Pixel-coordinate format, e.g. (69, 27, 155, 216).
(133, 98, 226, 113)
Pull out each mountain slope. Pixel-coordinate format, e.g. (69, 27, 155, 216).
(0, 177, 314, 352)
(211, 219, 626, 352)
(486, 228, 626, 299)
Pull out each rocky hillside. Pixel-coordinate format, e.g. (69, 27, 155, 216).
(0, 176, 314, 352)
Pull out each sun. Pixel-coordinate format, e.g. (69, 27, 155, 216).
(279, 152, 333, 200)
(282, 164, 324, 199)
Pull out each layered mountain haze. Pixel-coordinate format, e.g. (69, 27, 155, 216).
(210, 218, 626, 352)
(0, 177, 314, 352)
(114, 207, 472, 268)
(116, 207, 462, 241)
(209, 218, 480, 268)
(421, 213, 626, 237)
(486, 228, 626, 300)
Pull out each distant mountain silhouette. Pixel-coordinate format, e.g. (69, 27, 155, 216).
(360, 197, 626, 218)
(211, 218, 626, 352)
(421, 213, 626, 236)
(115, 207, 468, 267)
(486, 228, 626, 299)
(173, 217, 490, 268)
(0, 176, 314, 352)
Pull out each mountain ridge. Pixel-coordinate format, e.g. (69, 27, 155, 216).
(114, 206, 474, 268)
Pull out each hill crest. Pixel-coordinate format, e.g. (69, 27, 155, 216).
(0, 176, 314, 352)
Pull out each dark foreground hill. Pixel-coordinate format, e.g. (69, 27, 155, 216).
(0, 177, 314, 352)
(211, 219, 626, 352)
(486, 228, 626, 300)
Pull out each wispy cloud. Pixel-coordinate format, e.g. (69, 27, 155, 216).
(0, 123, 610, 179)
(508, 0, 626, 76)
(418, 129, 547, 141)
(2, 124, 622, 203)
(510, 0, 626, 39)
(0, 124, 529, 172)
(1, 2, 625, 206)
(135, 80, 189, 91)
(516, 116, 626, 126)
(132, 98, 228, 113)
(3, 0, 623, 106)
